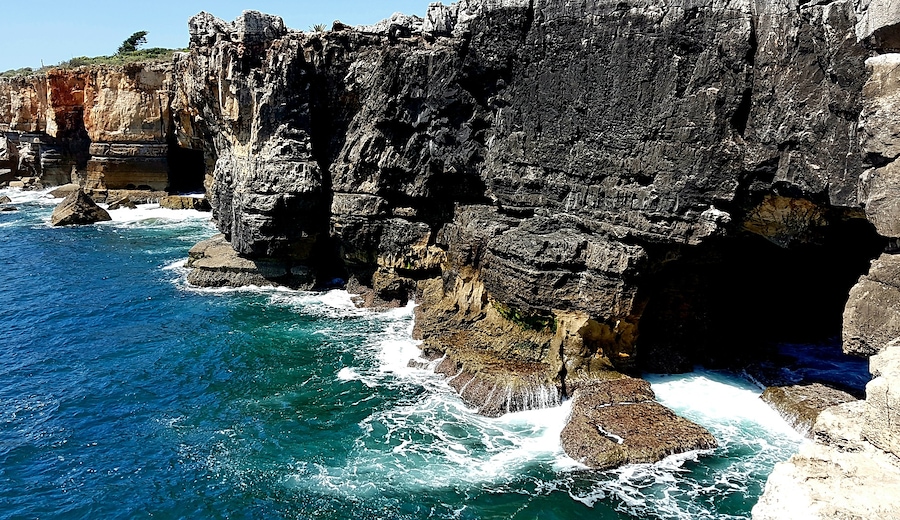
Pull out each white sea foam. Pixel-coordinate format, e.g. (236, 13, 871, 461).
(102, 203, 213, 228)
(181, 282, 299, 296)
(647, 370, 802, 440)
(185, 288, 802, 518)
(0, 186, 60, 206)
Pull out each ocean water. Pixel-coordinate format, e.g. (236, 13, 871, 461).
(0, 187, 807, 519)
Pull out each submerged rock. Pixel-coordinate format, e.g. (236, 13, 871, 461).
(560, 379, 717, 469)
(760, 383, 857, 436)
(107, 196, 137, 210)
(0, 206, 16, 212)
(50, 189, 111, 226)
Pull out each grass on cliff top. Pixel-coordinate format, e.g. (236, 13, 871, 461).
(0, 48, 184, 78)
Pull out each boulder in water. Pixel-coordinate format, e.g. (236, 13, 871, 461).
(0, 195, 11, 204)
(50, 189, 111, 226)
(159, 195, 211, 211)
(49, 183, 80, 199)
(0, 206, 17, 212)
(560, 378, 717, 469)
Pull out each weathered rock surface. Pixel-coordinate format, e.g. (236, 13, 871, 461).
(50, 189, 111, 226)
(561, 378, 717, 469)
(163, 0, 893, 398)
(107, 196, 137, 210)
(159, 195, 211, 211)
(186, 234, 313, 288)
(753, 400, 900, 520)
(843, 253, 900, 356)
(863, 340, 900, 457)
(0, 195, 11, 204)
(760, 383, 857, 436)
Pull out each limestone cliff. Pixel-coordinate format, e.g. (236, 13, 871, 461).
(753, 7, 900, 518)
(175, 0, 886, 403)
(0, 64, 205, 196)
(2, 0, 899, 500)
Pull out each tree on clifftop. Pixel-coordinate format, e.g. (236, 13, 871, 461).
(117, 31, 148, 54)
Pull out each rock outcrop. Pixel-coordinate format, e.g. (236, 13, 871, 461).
(162, 1, 897, 472)
(186, 234, 314, 288)
(561, 378, 717, 469)
(760, 384, 858, 436)
(3, 0, 900, 482)
(159, 195, 211, 211)
(753, 400, 900, 520)
(168, 0, 886, 403)
(50, 189, 111, 226)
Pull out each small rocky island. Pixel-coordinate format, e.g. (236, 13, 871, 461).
(2, 0, 899, 516)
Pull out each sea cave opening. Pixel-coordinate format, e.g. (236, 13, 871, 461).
(635, 214, 886, 395)
(166, 144, 206, 194)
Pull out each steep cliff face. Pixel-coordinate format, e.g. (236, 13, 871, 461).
(0, 0, 895, 495)
(753, 7, 900, 517)
(0, 64, 203, 195)
(177, 0, 887, 401)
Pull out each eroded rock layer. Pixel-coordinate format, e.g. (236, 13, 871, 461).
(172, 0, 891, 401)
(3, 0, 900, 490)
(0, 64, 205, 194)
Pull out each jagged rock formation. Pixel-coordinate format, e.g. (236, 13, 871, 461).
(162, 2, 897, 473)
(2, 0, 899, 485)
(173, 0, 888, 407)
(0, 65, 206, 195)
(753, 5, 900, 515)
(50, 189, 111, 226)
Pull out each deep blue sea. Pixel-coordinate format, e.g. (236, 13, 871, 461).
(0, 187, 811, 519)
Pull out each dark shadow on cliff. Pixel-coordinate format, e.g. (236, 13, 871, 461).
(636, 216, 886, 374)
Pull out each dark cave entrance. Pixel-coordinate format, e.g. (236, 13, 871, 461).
(166, 144, 206, 194)
(636, 216, 886, 384)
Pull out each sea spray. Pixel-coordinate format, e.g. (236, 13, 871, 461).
(0, 189, 803, 519)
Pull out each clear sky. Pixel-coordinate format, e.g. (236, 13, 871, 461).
(0, 0, 437, 72)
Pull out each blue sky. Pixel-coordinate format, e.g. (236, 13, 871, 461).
(1, 0, 437, 72)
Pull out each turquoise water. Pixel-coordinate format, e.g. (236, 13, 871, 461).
(0, 188, 803, 519)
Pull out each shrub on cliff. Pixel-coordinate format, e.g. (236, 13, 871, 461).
(117, 31, 148, 55)
(55, 48, 183, 69)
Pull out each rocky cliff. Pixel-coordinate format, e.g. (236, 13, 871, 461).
(175, 0, 888, 400)
(0, 64, 206, 196)
(165, 0, 900, 505)
(3, 0, 900, 509)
